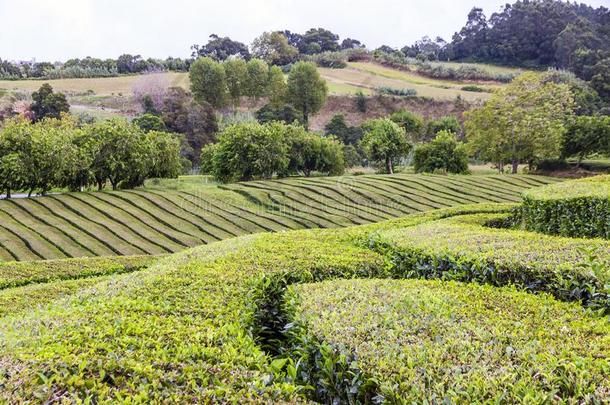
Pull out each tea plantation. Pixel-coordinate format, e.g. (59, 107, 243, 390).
(0, 176, 609, 402)
(0, 173, 556, 261)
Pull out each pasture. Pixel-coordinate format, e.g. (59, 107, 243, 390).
(0, 173, 557, 261)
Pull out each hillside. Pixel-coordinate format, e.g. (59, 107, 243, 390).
(0, 173, 558, 261)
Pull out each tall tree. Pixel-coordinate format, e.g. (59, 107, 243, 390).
(251, 32, 299, 66)
(223, 58, 248, 107)
(244, 59, 270, 100)
(466, 72, 574, 173)
(361, 118, 411, 174)
(286, 62, 328, 127)
(189, 57, 227, 109)
(191, 35, 250, 61)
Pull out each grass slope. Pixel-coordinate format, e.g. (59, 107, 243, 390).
(0, 204, 608, 402)
(0, 174, 559, 261)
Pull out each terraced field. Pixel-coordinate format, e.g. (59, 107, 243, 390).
(0, 174, 560, 261)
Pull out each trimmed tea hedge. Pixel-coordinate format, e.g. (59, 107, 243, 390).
(286, 279, 610, 403)
(520, 175, 610, 239)
(373, 213, 610, 312)
(0, 204, 608, 402)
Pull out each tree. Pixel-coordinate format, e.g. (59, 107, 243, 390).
(284, 128, 345, 177)
(161, 87, 218, 163)
(223, 58, 248, 107)
(413, 130, 469, 174)
(590, 58, 610, 103)
(191, 35, 250, 61)
(133, 114, 167, 133)
(30, 83, 70, 121)
(286, 62, 328, 127)
(251, 32, 298, 66)
(299, 28, 340, 54)
(562, 115, 610, 164)
(189, 57, 227, 109)
(361, 118, 411, 174)
(147, 131, 182, 179)
(211, 122, 289, 182)
(389, 109, 424, 141)
(87, 119, 152, 190)
(255, 104, 302, 125)
(324, 114, 362, 145)
(465, 73, 574, 173)
(341, 38, 365, 49)
(425, 116, 461, 139)
(267, 66, 287, 107)
(245, 59, 269, 99)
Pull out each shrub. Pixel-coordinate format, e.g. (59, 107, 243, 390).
(413, 131, 470, 174)
(520, 175, 610, 239)
(305, 51, 348, 69)
(286, 278, 610, 403)
(376, 87, 417, 97)
(460, 85, 487, 92)
(355, 90, 367, 112)
(372, 213, 610, 312)
(255, 103, 303, 125)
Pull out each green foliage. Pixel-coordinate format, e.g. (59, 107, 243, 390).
(355, 90, 367, 112)
(590, 58, 610, 103)
(520, 175, 610, 239)
(245, 59, 270, 99)
(255, 103, 302, 125)
(305, 51, 348, 68)
(30, 83, 70, 121)
(374, 212, 610, 312)
(324, 114, 362, 145)
(413, 130, 470, 174)
(286, 62, 328, 126)
(287, 277, 610, 403)
(189, 57, 227, 108)
(267, 66, 288, 107)
(223, 58, 248, 107)
(2, 203, 608, 401)
(191, 34, 250, 61)
(377, 87, 417, 97)
(466, 72, 575, 173)
(133, 113, 167, 133)
(205, 121, 344, 182)
(251, 32, 299, 66)
(425, 115, 461, 139)
(389, 109, 424, 140)
(460, 84, 487, 92)
(361, 118, 411, 174)
(562, 115, 610, 161)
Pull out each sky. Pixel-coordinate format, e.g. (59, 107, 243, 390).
(1, 0, 608, 62)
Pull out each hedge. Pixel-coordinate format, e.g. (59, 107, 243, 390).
(372, 213, 610, 312)
(520, 175, 610, 239)
(0, 204, 608, 402)
(286, 279, 610, 403)
(0, 255, 160, 290)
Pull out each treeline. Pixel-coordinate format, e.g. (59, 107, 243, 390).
(0, 117, 182, 198)
(0, 55, 191, 80)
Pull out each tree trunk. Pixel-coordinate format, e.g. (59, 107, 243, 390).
(6, 188, 10, 199)
(511, 158, 519, 174)
(386, 157, 393, 174)
(28, 188, 34, 198)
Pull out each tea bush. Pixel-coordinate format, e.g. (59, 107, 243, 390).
(520, 175, 610, 239)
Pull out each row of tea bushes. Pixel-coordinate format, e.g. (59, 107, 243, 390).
(1, 204, 608, 402)
(285, 278, 610, 403)
(372, 213, 610, 312)
(520, 175, 610, 239)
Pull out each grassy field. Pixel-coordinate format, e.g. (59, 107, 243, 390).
(0, 173, 558, 261)
(0, 61, 512, 106)
(319, 62, 505, 100)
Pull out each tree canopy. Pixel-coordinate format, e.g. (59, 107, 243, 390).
(361, 118, 411, 174)
(286, 62, 328, 127)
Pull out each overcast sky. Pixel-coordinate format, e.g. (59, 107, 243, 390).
(1, 0, 607, 62)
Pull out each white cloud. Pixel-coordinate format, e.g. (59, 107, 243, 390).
(0, 0, 607, 61)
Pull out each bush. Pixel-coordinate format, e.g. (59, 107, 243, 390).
(355, 90, 367, 112)
(460, 85, 487, 92)
(520, 175, 610, 239)
(413, 130, 469, 174)
(305, 51, 348, 69)
(372, 213, 610, 312)
(377, 87, 417, 97)
(286, 278, 610, 403)
(255, 103, 303, 125)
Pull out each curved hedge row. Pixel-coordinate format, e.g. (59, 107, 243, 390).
(373, 213, 610, 312)
(520, 175, 610, 239)
(0, 204, 608, 402)
(286, 279, 610, 403)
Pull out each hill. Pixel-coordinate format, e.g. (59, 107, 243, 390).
(0, 173, 558, 261)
